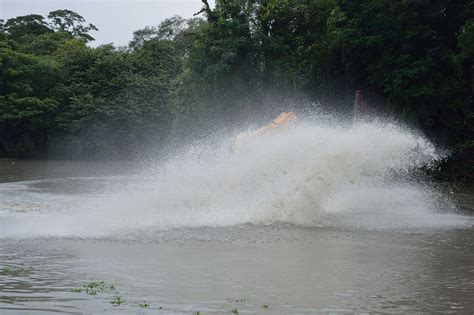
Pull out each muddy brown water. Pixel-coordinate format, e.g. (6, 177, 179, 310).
(0, 159, 473, 314)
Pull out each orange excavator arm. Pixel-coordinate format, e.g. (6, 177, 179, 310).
(232, 112, 297, 153)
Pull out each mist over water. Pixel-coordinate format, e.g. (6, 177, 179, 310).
(0, 117, 471, 238)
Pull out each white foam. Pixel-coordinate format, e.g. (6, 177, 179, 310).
(0, 119, 471, 238)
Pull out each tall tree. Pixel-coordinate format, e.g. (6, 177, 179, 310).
(48, 10, 98, 42)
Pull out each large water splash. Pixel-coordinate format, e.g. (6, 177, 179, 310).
(0, 118, 471, 238)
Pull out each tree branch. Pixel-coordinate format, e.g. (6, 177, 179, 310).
(194, 0, 212, 17)
(193, 8, 206, 16)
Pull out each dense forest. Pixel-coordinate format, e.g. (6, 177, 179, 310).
(0, 0, 473, 180)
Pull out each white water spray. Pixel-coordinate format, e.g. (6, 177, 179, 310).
(0, 118, 471, 238)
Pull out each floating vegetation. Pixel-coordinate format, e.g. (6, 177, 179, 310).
(231, 308, 239, 314)
(71, 281, 116, 296)
(71, 288, 83, 293)
(227, 298, 245, 303)
(1, 266, 27, 276)
(69, 281, 168, 309)
(110, 296, 125, 306)
(262, 304, 269, 309)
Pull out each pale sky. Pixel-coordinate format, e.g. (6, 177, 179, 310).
(0, 0, 214, 47)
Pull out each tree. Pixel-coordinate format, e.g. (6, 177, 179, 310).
(0, 41, 60, 156)
(129, 15, 204, 52)
(1, 14, 52, 45)
(48, 10, 98, 42)
(458, 19, 474, 97)
(0, 3, 472, 179)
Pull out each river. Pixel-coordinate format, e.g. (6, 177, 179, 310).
(0, 121, 473, 313)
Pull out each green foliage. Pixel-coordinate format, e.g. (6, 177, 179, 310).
(129, 15, 187, 50)
(0, 3, 472, 179)
(0, 41, 60, 156)
(2, 14, 52, 42)
(327, 1, 469, 135)
(50, 38, 178, 158)
(48, 9, 98, 42)
(459, 20, 474, 60)
(325, 0, 473, 179)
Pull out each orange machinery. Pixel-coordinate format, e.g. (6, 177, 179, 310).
(232, 89, 368, 152)
(232, 111, 297, 152)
